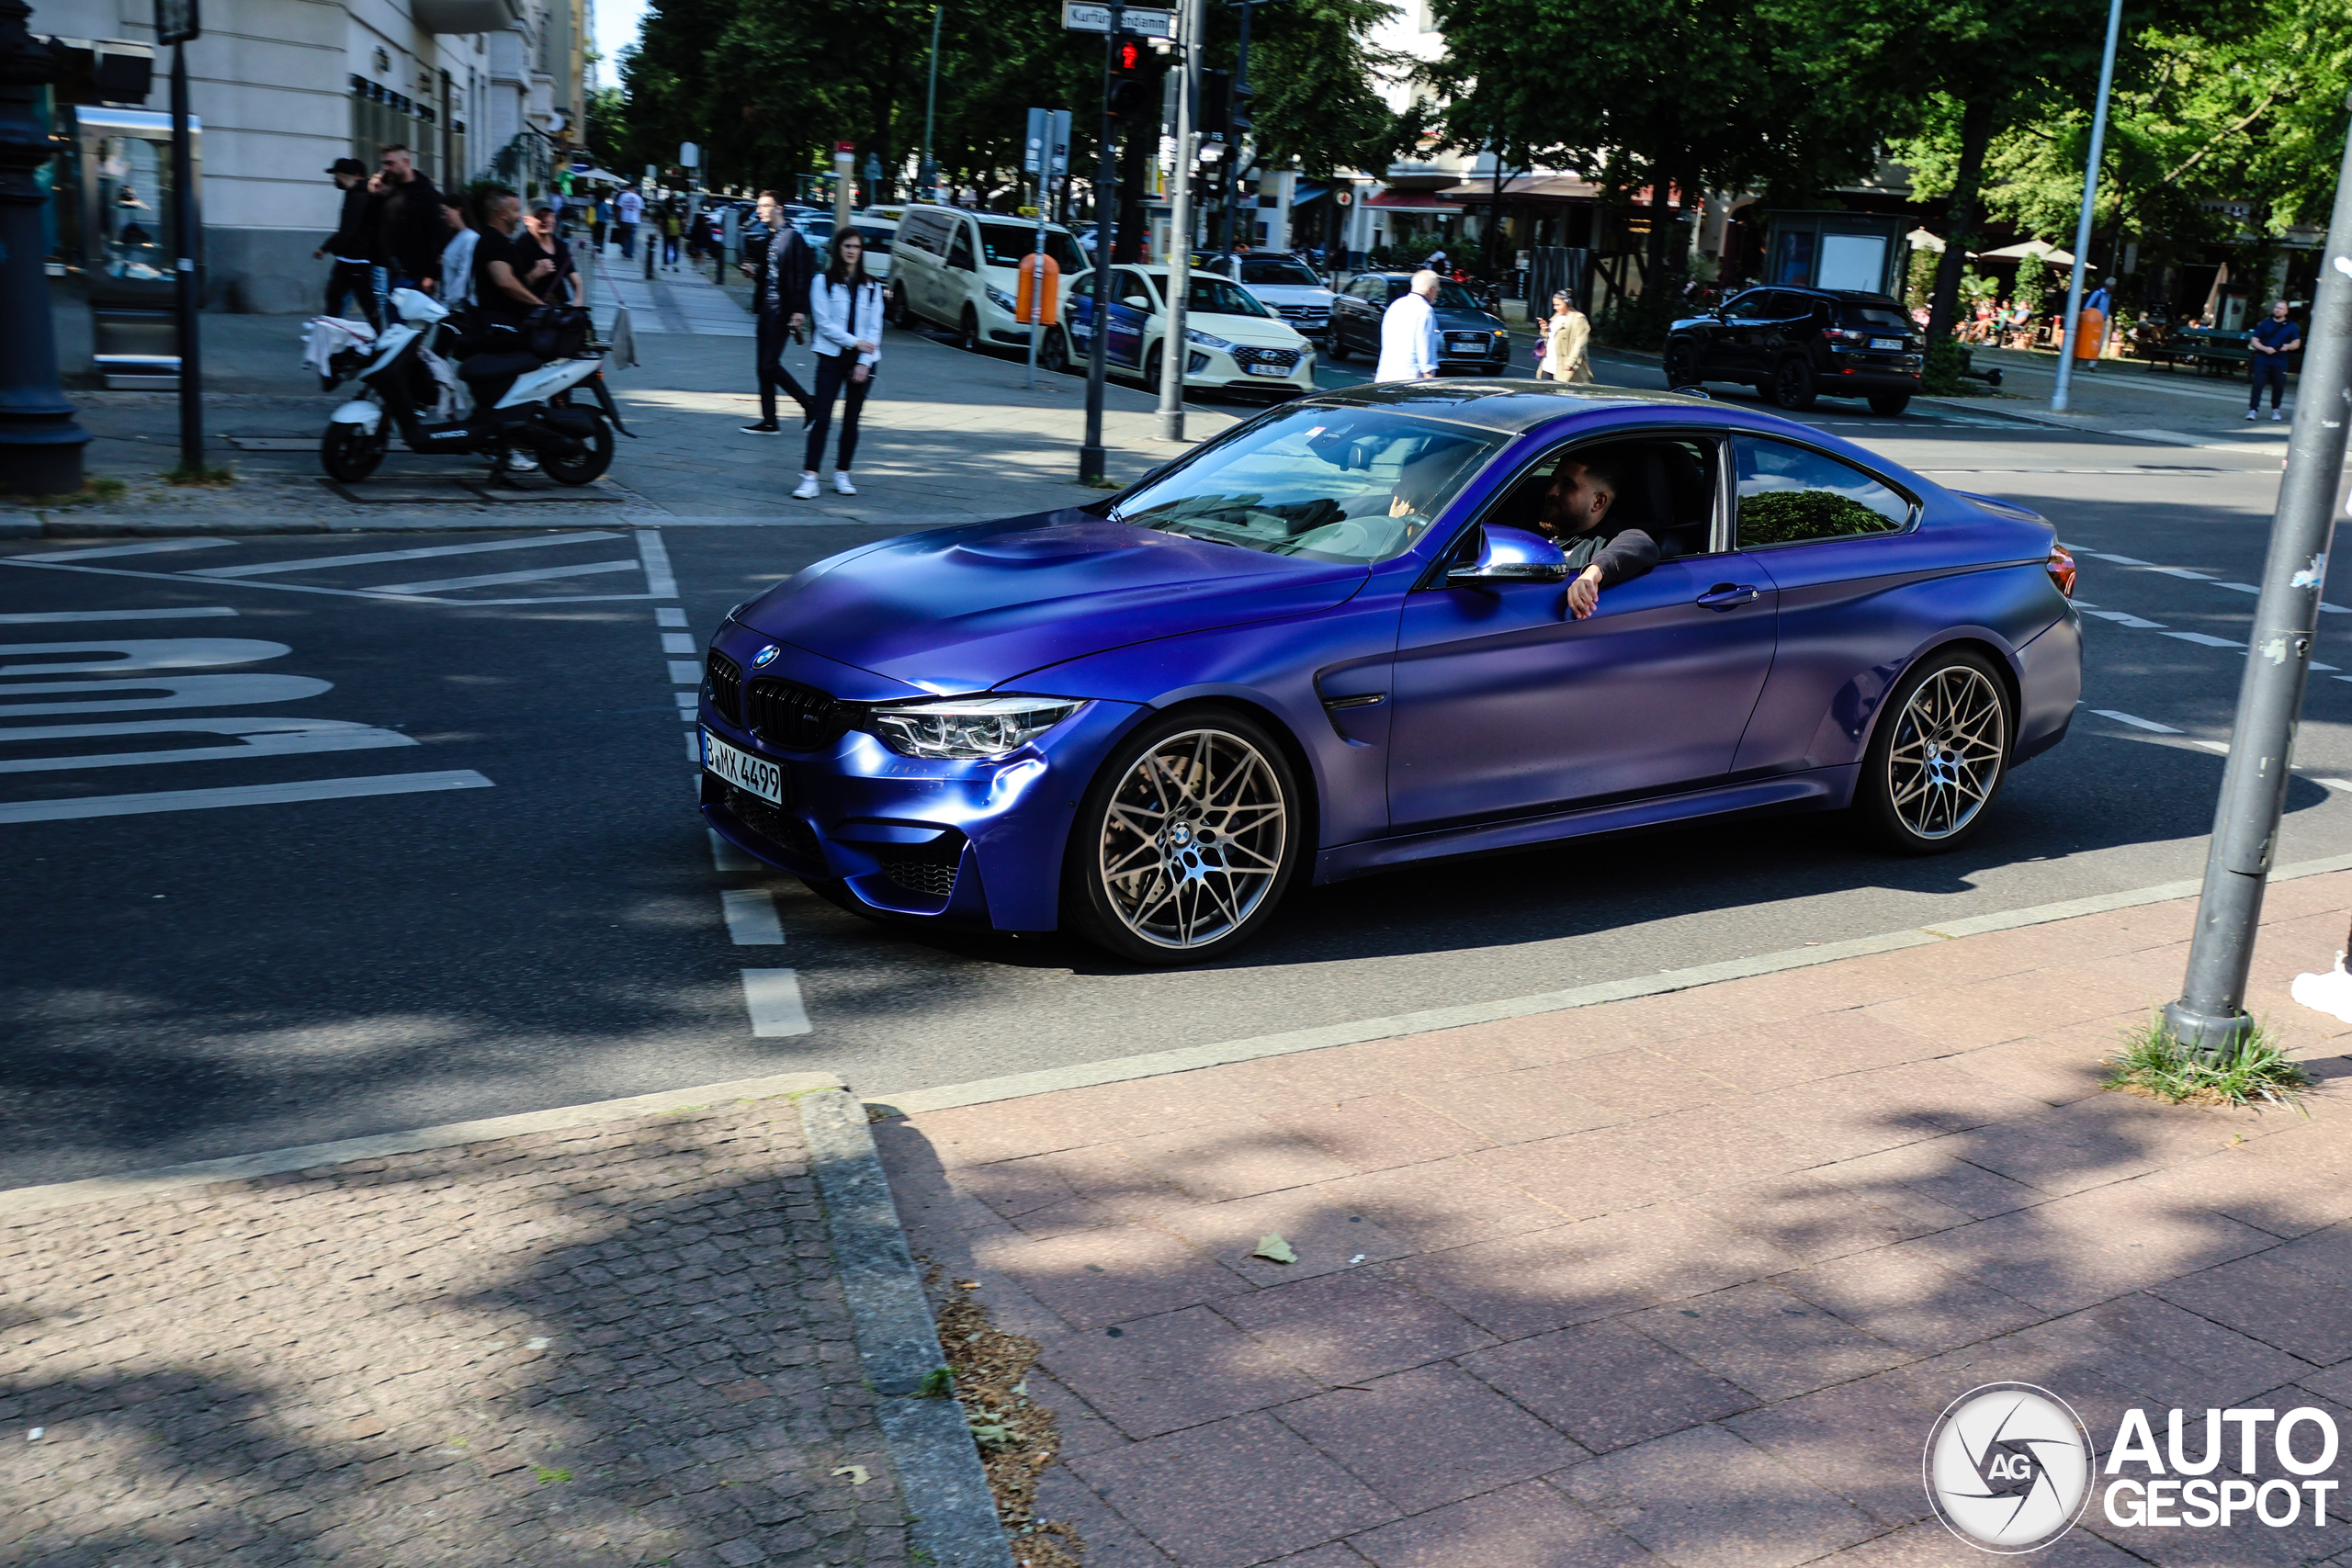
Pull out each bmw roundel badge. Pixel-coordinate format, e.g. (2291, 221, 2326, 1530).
(751, 645, 781, 669)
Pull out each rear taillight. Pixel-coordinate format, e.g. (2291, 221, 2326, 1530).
(1827, 327, 1868, 344)
(2047, 543, 2076, 598)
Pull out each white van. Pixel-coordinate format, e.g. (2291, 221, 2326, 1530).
(886, 205, 1088, 353)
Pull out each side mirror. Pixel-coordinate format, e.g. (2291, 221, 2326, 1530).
(1447, 525, 1570, 588)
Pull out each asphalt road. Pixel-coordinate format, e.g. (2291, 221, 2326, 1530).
(2, 379, 2335, 1190)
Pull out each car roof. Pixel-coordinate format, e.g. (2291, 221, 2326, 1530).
(1297, 379, 1696, 432)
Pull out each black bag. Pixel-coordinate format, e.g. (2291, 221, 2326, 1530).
(523, 304, 592, 360)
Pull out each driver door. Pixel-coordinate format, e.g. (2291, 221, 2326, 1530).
(1712, 290, 1779, 379)
(1385, 435, 1782, 828)
(1108, 268, 1155, 369)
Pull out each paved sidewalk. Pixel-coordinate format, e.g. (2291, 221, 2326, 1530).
(876, 872, 2352, 1568)
(2, 1094, 914, 1567)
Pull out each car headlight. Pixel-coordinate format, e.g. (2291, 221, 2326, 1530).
(1186, 328, 1238, 352)
(869, 695, 1081, 759)
(984, 283, 1017, 312)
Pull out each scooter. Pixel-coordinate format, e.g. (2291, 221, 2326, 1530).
(320, 288, 630, 486)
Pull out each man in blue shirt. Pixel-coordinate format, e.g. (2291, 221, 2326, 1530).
(2248, 299, 2302, 422)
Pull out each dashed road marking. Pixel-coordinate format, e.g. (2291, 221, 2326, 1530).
(0, 770, 493, 823)
(668, 660, 702, 685)
(740, 969, 812, 1036)
(186, 531, 624, 580)
(662, 633, 695, 655)
(636, 530, 679, 599)
(658, 607, 688, 628)
(16, 538, 236, 562)
(721, 889, 786, 945)
(709, 829, 757, 872)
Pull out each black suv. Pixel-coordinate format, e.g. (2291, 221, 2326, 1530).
(1666, 288, 1924, 416)
(1327, 273, 1512, 375)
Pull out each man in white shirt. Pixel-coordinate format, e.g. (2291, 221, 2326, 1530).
(615, 186, 645, 260)
(1375, 269, 1443, 382)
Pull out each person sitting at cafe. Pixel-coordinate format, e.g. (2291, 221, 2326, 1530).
(1535, 452, 1658, 619)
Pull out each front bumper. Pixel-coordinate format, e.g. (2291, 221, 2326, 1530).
(696, 667, 1143, 931)
(1182, 341, 1316, 395)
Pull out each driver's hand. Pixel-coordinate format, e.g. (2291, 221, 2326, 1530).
(1567, 565, 1604, 619)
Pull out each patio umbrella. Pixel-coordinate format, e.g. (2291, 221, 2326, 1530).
(1975, 239, 2077, 265)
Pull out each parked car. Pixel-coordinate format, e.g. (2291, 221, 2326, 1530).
(1667, 287, 1925, 415)
(1326, 273, 1512, 374)
(1041, 265, 1317, 400)
(843, 209, 897, 282)
(885, 204, 1089, 353)
(695, 383, 2082, 963)
(1196, 253, 1338, 338)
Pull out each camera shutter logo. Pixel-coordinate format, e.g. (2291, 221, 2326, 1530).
(1924, 1382, 2097, 1552)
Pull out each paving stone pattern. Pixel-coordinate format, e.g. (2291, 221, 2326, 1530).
(877, 872, 2352, 1568)
(0, 1100, 910, 1568)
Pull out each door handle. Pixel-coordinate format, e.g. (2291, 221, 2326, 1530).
(1697, 583, 1761, 610)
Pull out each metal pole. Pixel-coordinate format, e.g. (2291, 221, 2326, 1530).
(1158, 0, 1198, 440)
(170, 40, 202, 475)
(1027, 165, 1046, 389)
(0, 0, 89, 494)
(1080, 0, 1122, 484)
(2051, 0, 2123, 414)
(2162, 99, 2352, 1054)
(1221, 0, 1250, 255)
(920, 3, 943, 202)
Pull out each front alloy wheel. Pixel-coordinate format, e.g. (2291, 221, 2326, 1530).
(1770, 355, 1818, 411)
(1069, 714, 1301, 964)
(1040, 326, 1069, 375)
(1858, 651, 2011, 852)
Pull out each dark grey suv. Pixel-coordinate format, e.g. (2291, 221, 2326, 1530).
(1666, 288, 1924, 416)
(1327, 273, 1511, 375)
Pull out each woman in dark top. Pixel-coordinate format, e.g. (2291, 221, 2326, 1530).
(510, 202, 582, 307)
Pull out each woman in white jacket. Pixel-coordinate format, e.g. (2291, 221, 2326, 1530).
(796, 231, 885, 499)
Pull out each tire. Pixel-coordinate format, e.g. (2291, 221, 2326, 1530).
(540, 415, 615, 485)
(1868, 391, 1912, 417)
(1040, 327, 1069, 375)
(1143, 341, 1165, 389)
(1770, 355, 1818, 411)
(1325, 331, 1348, 365)
(321, 421, 387, 483)
(957, 307, 982, 354)
(1065, 709, 1304, 964)
(885, 284, 907, 327)
(1663, 340, 1702, 390)
(1854, 649, 2013, 854)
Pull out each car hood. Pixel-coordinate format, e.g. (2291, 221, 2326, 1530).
(1432, 307, 1504, 333)
(1190, 311, 1309, 347)
(742, 510, 1368, 692)
(1245, 284, 1336, 306)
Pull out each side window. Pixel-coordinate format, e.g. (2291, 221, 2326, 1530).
(947, 224, 976, 271)
(1733, 437, 1912, 547)
(901, 214, 942, 254)
(1723, 291, 1774, 321)
(1479, 436, 1724, 560)
(1115, 270, 1156, 310)
(1068, 271, 1096, 302)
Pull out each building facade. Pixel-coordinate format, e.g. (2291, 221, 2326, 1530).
(38, 0, 585, 310)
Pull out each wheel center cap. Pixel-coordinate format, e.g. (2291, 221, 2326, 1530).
(1168, 822, 1194, 849)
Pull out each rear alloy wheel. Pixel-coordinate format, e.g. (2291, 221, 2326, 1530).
(957, 307, 982, 354)
(1325, 331, 1349, 365)
(321, 421, 387, 482)
(1068, 712, 1302, 964)
(1868, 390, 1912, 417)
(1040, 326, 1069, 375)
(1770, 355, 1818, 411)
(1856, 649, 2012, 853)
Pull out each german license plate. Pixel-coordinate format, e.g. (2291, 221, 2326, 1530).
(1870, 336, 1905, 351)
(1246, 363, 1289, 377)
(704, 729, 784, 805)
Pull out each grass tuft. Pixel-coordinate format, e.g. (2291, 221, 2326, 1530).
(164, 465, 236, 486)
(2104, 1011, 2312, 1111)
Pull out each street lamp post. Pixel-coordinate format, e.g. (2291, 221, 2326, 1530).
(2161, 99, 2352, 1054)
(0, 0, 90, 495)
(2050, 0, 2123, 414)
(920, 3, 943, 203)
(1080, 0, 1123, 484)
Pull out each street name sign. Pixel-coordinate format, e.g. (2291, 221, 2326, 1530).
(1062, 2, 1175, 36)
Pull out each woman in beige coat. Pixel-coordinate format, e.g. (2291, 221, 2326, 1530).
(1540, 290, 1595, 383)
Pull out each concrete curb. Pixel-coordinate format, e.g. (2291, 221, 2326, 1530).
(0, 1068, 845, 1217)
(798, 1087, 1014, 1568)
(868, 850, 2352, 1118)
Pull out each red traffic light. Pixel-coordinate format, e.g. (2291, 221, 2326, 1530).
(1116, 39, 1141, 70)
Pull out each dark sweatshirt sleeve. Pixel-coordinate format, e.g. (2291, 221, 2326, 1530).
(1590, 525, 1659, 588)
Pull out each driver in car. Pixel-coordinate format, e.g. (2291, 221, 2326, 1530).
(1537, 453, 1657, 618)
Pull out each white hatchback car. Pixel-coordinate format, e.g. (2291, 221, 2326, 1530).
(1198, 253, 1338, 339)
(1044, 265, 1317, 400)
(885, 205, 1089, 353)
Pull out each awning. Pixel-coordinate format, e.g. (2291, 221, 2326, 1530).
(1435, 174, 1602, 202)
(1363, 188, 1467, 212)
(1291, 182, 1329, 205)
(1905, 226, 1944, 254)
(562, 164, 626, 186)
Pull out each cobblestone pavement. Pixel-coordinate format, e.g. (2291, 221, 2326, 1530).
(1, 1098, 911, 1568)
(877, 871, 2352, 1568)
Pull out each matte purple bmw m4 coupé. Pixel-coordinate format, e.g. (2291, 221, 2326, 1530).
(698, 381, 2082, 964)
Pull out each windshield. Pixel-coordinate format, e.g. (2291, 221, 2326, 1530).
(854, 224, 893, 254)
(1240, 258, 1320, 288)
(1187, 276, 1272, 318)
(1838, 303, 1910, 332)
(978, 221, 1087, 274)
(1431, 280, 1485, 310)
(797, 216, 834, 238)
(1111, 406, 1509, 564)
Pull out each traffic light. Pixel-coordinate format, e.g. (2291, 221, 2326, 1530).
(1202, 69, 1230, 140)
(1230, 79, 1255, 132)
(1107, 35, 1155, 120)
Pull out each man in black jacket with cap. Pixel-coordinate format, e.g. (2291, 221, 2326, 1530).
(314, 157, 377, 326)
(364, 145, 444, 314)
